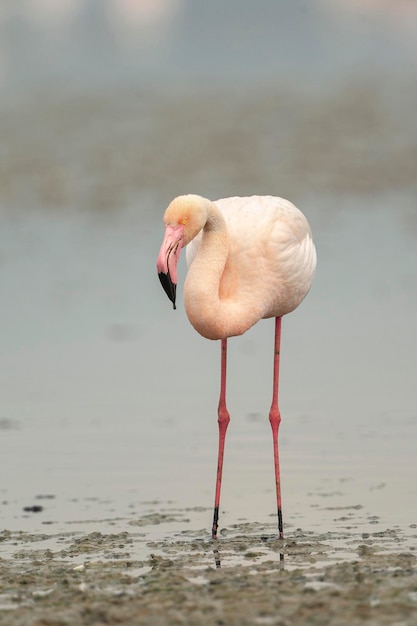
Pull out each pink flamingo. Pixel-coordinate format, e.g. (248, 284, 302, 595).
(157, 194, 316, 540)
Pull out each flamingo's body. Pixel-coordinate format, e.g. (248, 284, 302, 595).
(157, 194, 316, 540)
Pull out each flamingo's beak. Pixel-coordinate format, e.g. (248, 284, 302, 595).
(156, 225, 184, 310)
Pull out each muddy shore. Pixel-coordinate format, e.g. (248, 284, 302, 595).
(1, 511, 417, 626)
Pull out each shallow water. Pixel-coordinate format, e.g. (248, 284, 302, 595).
(1, 85, 417, 546)
(1, 180, 416, 551)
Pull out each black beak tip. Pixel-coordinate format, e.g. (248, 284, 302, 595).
(158, 271, 177, 309)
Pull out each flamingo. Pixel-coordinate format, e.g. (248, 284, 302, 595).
(156, 194, 316, 540)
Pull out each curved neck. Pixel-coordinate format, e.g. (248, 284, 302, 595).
(184, 202, 261, 340)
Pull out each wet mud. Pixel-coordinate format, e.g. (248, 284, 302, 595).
(1, 510, 417, 626)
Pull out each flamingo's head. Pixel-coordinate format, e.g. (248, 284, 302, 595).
(156, 195, 208, 309)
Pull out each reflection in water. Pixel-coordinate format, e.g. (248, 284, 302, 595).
(213, 548, 221, 569)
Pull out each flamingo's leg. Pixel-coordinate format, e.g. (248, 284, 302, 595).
(212, 338, 230, 539)
(269, 317, 284, 539)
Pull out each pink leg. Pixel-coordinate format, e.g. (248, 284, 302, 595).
(212, 338, 230, 539)
(269, 317, 284, 539)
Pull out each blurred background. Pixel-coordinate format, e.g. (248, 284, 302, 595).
(1, 0, 416, 532)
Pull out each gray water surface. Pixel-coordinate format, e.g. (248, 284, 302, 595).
(1, 189, 416, 541)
